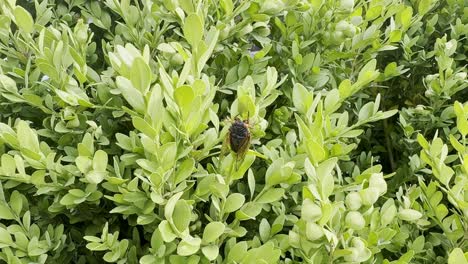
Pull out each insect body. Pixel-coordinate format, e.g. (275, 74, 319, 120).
(220, 117, 251, 168)
(229, 119, 250, 153)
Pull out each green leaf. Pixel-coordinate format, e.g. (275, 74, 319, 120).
(259, 218, 271, 242)
(174, 85, 194, 117)
(9, 191, 23, 216)
(358, 102, 375, 121)
(292, 83, 312, 114)
(227, 242, 248, 263)
(324, 89, 340, 113)
(165, 192, 183, 221)
(220, 0, 233, 15)
(397, 6, 413, 29)
(398, 209, 422, 221)
(197, 27, 220, 74)
(389, 30, 402, 42)
(418, 0, 435, 16)
(338, 79, 352, 99)
(132, 116, 157, 139)
(448, 248, 468, 264)
(103, 250, 121, 262)
(172, 200, 191, 232)
(27, 237, 48, 256)
(179, 0, 194, 14)
(417, 134, 430, 150)
(202, 221, 225, 243)
(158, 220, 177, 242)
(366, 5, 382, 20)
(380, 199, 397, 226)
(237, 94, 256, 118)
(202, 245, 219, 261)
(256, 188, 284, 204)
(177, 236, 201, 256)
(83, 236, 101, 243)
(14, 6, 34, 33)
(0, 74, 18, 93)
(175, 158, 195, 185)
(184, 14, 203, 47)
(0, 204, 14, 220)
(17, 121, 40, 154)
(316, 158, 337, 199)
(224, 193, 245, 213)
(86, 242, 108, 251)
(235, 202, 262, 221)
(160, 142, 177, 171)
(356, 59, 379, 86)
(265, 159, 283, 187)
(86, 171, 106, 185)
(301, 199, 322, 222)
(1, 154, 15, 176)
(0, 227, 13, 246)
(116, 76, 145, 113)
(130, 57, 151, 93)
(93, 150, 108, 172)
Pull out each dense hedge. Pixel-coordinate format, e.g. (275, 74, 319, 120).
(0, 0, 467, 263)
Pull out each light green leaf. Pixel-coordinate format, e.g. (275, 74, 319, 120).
(417, 134, 430, 150)
(0, 74, 18, 93)
(197, 27, 219, 73)
(27, 237, 48, 256)
(177, 236, 201, 256)
(202, 221, 225, 243)
(265, 159, 284, 187)
(398, 209, 422, 221)
(202, 245, 219, 261)
(9, 191, 23, 216)
(224, 193, 245, 213)
(397, 6, 413, 29)
(184, 14, 203, 47)
(14, 6, 34, 33)
(418, 0, 435, 16)
(130, 57, 151, 93)
(0, 204, 14, 220)
(1, 154, 16, 176)
(358, 102, 374, 121)
(116, 76, 145, 113)
(293, 83, 313, 114)
(316, 158, 337, 199)
(158, 220, 177, 242)
(86, 171, 105, 185)
(220, 0, 234, 15)
(93, 150, 108, 172)
(174, 85, 194, 116)
(448, 248, 468, 264)
(338, 79, 352, 99)
(165, 192, 183, 221)
(175, 158, 195, 185)
(172, 200, 191, 232)
(0, 227, 13, 246)
(17, 121, 40, 154)
(324, 89, 340, 113)
(259, 218, 270, 242)
(132, 116, 157, 139)
(235, 202, 262, 221)
(256, 188, 285, 204)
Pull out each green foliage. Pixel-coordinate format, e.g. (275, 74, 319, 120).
(0, 0, 467, 263)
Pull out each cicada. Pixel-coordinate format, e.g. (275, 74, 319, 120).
(220, 117, 251, 168)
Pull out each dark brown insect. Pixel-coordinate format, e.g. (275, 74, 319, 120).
(220, 117, 251, 168)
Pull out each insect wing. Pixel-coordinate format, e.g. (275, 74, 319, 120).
(235, 132, 251, 164)
(220, 132, 231, 158)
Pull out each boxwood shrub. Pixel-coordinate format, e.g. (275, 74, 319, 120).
(0, 0, 467, 263)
